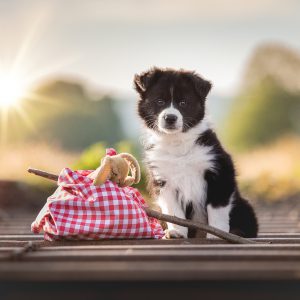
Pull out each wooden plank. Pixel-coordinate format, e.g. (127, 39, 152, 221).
(38, 243, 300, 251)
(1, 260, 300, 281)
(0, 240, 40, 247)
(2, 235, 300, 246)
(0, 239, 295, 248)
(258, 233, 300, 237)
(0, 247, 21, 252)
(13, 248, 300, 262)
(250, 238, 300, 244)
(0, 235, 44, 241)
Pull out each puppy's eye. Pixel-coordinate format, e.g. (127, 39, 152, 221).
(157, 99, 165, 106)
(179, 100, 187, 107)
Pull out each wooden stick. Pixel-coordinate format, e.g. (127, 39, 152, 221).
(27, 167, 257, 244)
(28, 168, 59, 181)
(144, 207, 256, 244)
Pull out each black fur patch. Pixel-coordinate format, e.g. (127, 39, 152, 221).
(198, 130, 236, 207)
(229, 197, 259, 238)
(197, 129, 258, 237)
(176, 190, 196, 238)
(185, 202, 197, 238)
(185, 202, 194, 220)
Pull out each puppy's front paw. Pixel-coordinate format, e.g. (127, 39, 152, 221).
(164, 229, 186, 239)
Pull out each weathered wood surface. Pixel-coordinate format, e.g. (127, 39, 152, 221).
(1, 199, 300, 284)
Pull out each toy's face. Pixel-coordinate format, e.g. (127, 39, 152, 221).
(110, 158, 129, 185)
(110, 165, 121, 184)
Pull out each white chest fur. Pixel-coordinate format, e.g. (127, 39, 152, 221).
(144, 122, 216, 221)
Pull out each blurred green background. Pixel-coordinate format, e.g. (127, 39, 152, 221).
(0, 0, 300, 211)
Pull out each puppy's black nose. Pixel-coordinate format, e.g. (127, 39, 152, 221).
(164, 114, 178, 125)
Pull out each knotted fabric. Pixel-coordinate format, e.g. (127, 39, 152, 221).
(31, 168, 164, 241)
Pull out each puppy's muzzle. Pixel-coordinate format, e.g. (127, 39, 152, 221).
(164, 114, 178, 128)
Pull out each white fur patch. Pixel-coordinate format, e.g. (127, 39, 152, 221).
(206, 194, 234, 238)
(144, 119, 215, 237)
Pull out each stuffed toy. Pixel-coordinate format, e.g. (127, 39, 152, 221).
(88, 148, 141, 187)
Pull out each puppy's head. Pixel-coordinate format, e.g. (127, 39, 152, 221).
(134, 67, 212, 134)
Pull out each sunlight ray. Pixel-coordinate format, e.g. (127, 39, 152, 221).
(11, 5, 53, 74)
(11, 17, 42, 75)
(26, 55, 82, 82)
(13, 104, 36, 132)
(23, 91, 66, 107)
(0, 108, 9, 145)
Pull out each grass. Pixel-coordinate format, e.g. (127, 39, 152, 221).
(235, 135, 300, 202)
(0, 142, 80, 185)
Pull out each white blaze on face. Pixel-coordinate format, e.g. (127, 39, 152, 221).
(157, 86, 184, 134)
(157, 103, 183, 133)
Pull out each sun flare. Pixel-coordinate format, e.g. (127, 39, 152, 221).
(0, 71, 27, 109)
(0, 6, 80, 144)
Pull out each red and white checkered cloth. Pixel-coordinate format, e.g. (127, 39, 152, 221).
(31, 168, 164, 241)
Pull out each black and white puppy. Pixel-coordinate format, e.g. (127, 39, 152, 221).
(134, 67, 258, 239)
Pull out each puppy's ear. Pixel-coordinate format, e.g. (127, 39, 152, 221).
(190, 72, 212, 99)
(134, 67, 163, 95)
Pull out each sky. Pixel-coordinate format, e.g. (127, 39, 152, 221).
(0, 0, 299, 97)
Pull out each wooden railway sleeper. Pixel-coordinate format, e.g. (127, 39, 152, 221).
(9, 241, 40, 261)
